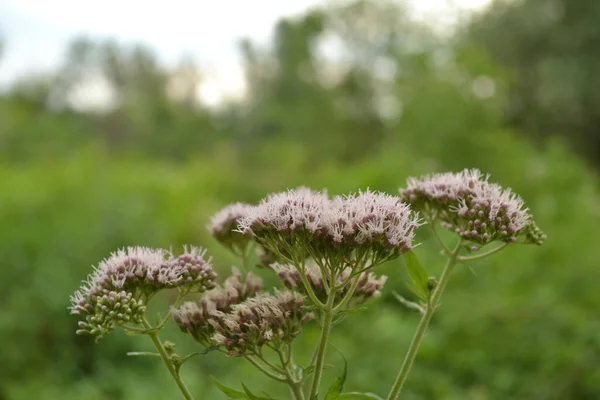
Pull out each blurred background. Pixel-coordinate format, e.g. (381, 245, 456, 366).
(1, 0, 599, 398)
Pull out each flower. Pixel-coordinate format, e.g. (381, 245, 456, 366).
(238, 187, 419, 266)
(172, 268, 263, 346)
(325, 190, 420, 251)
(70, 246, 216, 340)
(272, 261, 387, 306)
(238, 187, 329, 237)
(400, 169, 485, 218)
(208, 203, 254, 252)
(210, 291, 312, 356)
(168, 246, 218, 292)
(400, 169, 544, 245)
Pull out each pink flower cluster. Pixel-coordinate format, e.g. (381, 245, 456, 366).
(238, 188, 420, 258)
(70, 246, 217, 339)
(173, 268, 263, 346)
(208, 203, 254, 251)
(400, 169, 542, 244)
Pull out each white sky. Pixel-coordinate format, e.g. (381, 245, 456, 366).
(0, 0, 490, 106)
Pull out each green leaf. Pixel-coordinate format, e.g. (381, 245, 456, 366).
(325, 353, 347, 399)
(404, 251, 430, 301)
(338, 393, 384, 399)
(210, 376, 248, 399)
(241, 382, 275, 400)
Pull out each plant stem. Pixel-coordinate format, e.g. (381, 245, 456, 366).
(156, 292, 186, 330)
(309, 282, 338, 398)
(458, 243, 508, 263)
(386, 242, 462, 400)
(429, 223, 452, 257)
(277, 347, 306, 400)
(244, 356, 287, 382)
(297, 260, 326, 309)
(142, 319, 195, 400)
(290, 382, 306, 400)
(333, 273, 361, 312)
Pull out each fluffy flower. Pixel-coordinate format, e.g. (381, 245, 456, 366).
(70, 246, 216, 340)
(168, 247, 218, 292)
(400, 169, 544, 245)
(238, 187, 419, 266)
(172, 268, 263, 345)
(325, 190, 420, 250)
(208, 203, 254, 252)
(238, 187, 329, 236)
(272, 261, 387, 306)
(210, 291, 312, 356)
(401, 169, 485, 211)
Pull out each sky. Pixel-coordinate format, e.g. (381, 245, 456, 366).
(0, 0, 491, 106)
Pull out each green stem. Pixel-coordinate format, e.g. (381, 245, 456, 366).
(458, 243, 508, 263)
(309, 280, 338, 398)
(429, 223, 452, 257)
(156, 292, 186, 330)
(276, 346, 306, 400)
(142, 319, 195, 400)
(386, 243, 462, 400)
(244, 356, 287, 382)
(290, 382, 306, 400)
(297, 259, 326, 309)
(333, 273, 362, 313)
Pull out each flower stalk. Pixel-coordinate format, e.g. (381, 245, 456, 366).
(309, 279, 338, 397)
(386, 241, 462, 400)
(142, 318, 195, 400)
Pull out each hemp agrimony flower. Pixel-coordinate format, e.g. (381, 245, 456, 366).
(173, 268, 263, 346)
(68, 172, 546, 400)
(211, 291, 312, 357)
(70, 246, 216, 340)
(208, 202, 254, 254)
(400, 169, 545, 245)
(239, 188, 420, 268)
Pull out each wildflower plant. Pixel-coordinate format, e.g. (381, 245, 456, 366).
(69, 169, 545, 400)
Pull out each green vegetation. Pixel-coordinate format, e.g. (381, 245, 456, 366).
(1, 0, 599, 398)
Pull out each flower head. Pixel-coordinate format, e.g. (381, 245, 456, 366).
(208, 203, 254, 252)
(70, 246, 216, 340)
(325, 190, 420, 251)
(238, 187, 329, 237)
(172, 268, 263, 346)
(168, 246, 218, 292)
(210, 291, 312, 356)
(239, 188, 419, 267)
(400, 169, 544, 245)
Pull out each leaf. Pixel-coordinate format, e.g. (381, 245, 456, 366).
(325, 353, 347, 400)
(210, 376, 248, 399)
(241, 382, 275, 400)
(338, 393, 384, 399)
(404, 251, 430, 301)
